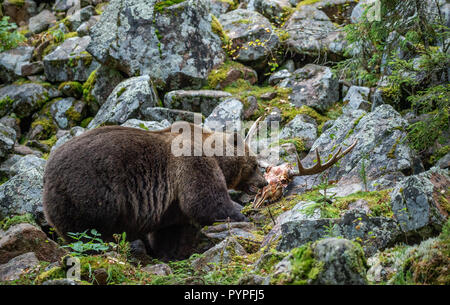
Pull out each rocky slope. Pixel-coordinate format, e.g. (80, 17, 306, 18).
(0, 0, 449, 285)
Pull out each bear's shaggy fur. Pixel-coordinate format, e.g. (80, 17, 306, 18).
(43, 124, 267, 258)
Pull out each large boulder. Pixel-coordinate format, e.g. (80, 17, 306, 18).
(390, 167, 449, 240)
(204, 98, 244, 133)
(43, 36, 100, 82)
(0, 252, 40, 282)
(276, 210, 403, 257)
(141, 107, 201, 124)
(218, 9, 279, 69)
(49, 97, 87, 130)
(87, 75, 159, 129)
(163, 90, 232, 117)
(0, 46, 34, 83)
(0, 83, 60, 119)
(28, 9, 57, 34)
(283, 6, 346, 60)
(0, 158, 46, 224)
(279, 114, 318, 150)
(280, 64, 339, 112)
(191, 237, 247, 273)
(272, 238, 368, 285)
(81, 66, 126, 114)
(291, 105, 418, 191)
(0, 223, 66, 265)
(87, 0, 225, 91)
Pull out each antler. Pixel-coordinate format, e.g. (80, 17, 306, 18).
(290, 141, 358, 177)
(245, 117, 263, 145)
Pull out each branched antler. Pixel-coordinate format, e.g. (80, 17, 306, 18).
(290, 141, 358, 177)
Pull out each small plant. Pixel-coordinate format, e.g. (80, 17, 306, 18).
(0, 16, 26, 52)
(62, 229, 110, 256)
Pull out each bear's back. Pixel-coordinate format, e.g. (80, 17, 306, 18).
(43, 126, 176, 240)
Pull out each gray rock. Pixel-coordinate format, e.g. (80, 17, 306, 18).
(0, 155, 22, 179)
(52, 126, 86, 151)
(277, 210, 403, 257)
(0, 46, 34, 83)
(390, 167, 449, 240)
(164, 90, 232, 117)
(283, 6, 346, 59)
(50, 97, 87, 129)
(66, 5, 96, 31)
(0, 162, 45, 223)
(42, 279, 80, 285)
(209, 0, 235, 16)
(254, 0, 292, 24)
(0, 223, 67, 264)
(281, 64, 339, 112)
(87, 0, 225, 90)
(76, 16, 99, 37)
(28, 9, 56, 34)
(273, 237, 367, 285)
(0, 83, 60, 118)
(53, 0, 80, 12)
(0, 123, 16, 160)
(142, 263, 172, 276)
(121, 119, 170, 131)
(312, 238, 368, 285)
(201, 222, 257, 242)
(268, 69, 291, 86)
(87, 75, 159, 129)
(8, 155, 46, 177)
(20, 61, 44, 77)
(141, 107, 202, 124)
(0, 252, 39, 282)
(204, 98, 244, 133)
(261, 201, 321, 249)
(294, 105, 417, 191)
(43, 36, 100, 82)
(218, 9, 279, 68)
(82, 65, 125, 114)
(191, 237, 247, 272)
(342, 86, 371, 114)
(279, 114, 318, 150)
(436, 152, 450, 170)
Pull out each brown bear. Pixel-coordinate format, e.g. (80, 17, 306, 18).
(43, 123, 267, 259)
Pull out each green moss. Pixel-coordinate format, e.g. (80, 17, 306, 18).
(7, 0, 25, 7)
(334, 189, 394, 218)
(0, 213, 37, 231)
(0, 96, 14, 110)
(272, 243, 324, 285)
(63, 32, 78, 40)
(345, 113, 366, 139)
(34, 267, 66, 284)
(30, 117, 56, 140)
(207, 60, 249, 89)
(58, 81, 83, 97)
(82, 69, 98, 106)
(154, 0, 186, 13)
(116, 87, 127, 98)
(65, 106, 83, 124)
(387, 137, 401, 159)
(80, 117, 93, 128)
(211, 15, 230, 47)
(40, 135, 58, 148)
(296, 0, 321, 10)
